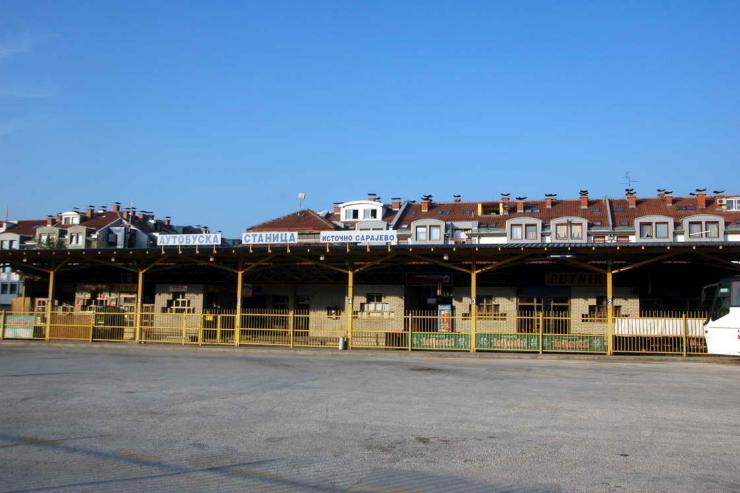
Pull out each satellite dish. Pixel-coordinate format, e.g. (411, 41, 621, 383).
(298, 192, 306, 201)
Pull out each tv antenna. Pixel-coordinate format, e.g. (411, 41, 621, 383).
(621, 172, 639, 189)
(297, 192, 306, 210)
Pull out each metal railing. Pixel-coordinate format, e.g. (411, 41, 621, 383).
(0, 308, 710, 356)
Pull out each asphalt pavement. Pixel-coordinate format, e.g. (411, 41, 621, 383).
(0, 343, 738, 492)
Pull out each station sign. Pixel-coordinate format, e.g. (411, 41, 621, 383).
(241, 231, 298, 245)
(319, 231, 398, 245)
(157, 233, 222, 246)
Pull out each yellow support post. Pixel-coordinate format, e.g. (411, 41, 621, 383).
(682, 313, 688, 357)
(0, 310, 5, 340)
(235, 270, 243, 347)
(289, 307, 294, 349)
(408, 312, 413, 352)
(538, 311, 544, 354)
(606, 269, 614, 356)
(197, 313, 203, 346)
(347, 269, 354, 349)
(134, 270, 144, 343)
(44, 269, 55, 342)
(470, 268, 477, 353)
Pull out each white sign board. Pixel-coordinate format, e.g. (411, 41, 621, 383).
(241, 231, 298, 245)
(157, 233, 222, 246)
(319, 231, 398, 245)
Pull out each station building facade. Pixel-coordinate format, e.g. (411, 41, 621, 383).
(1, 190, 739, 354)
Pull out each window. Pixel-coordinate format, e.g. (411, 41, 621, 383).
(478, 296, 505, 320)
(511, 224, 523, 240)
(415, 226, 427, 241)
(429, 225, 442, 241)
(685, 219, 721, 240)
(69, 233, 82, 245)
(655, 222, 669, 239)
(326, 305, 342, 319)
(165, 292, 193, 313)
(554, 222, 584, 241)
(555, 224, 568, 241)
(525, 224, 538, 240)
(39, 233, 50, 245)
(639, 223, 653, 239)
(344, 209, 359, 220)
(362, 208, 378, 220)
(0, 283, 7, 294)
(585, 297, 622, 320)
(361, 293, 389, 313)
(726, 198, 740, 211)
(9, 283, 17, 294)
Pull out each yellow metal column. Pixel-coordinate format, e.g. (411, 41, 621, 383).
(235, 270, 243, 347)
(470, 268, 477, 353)
(682, 313, 688, 357)
(606, 269, 614, 356)
(44, 269, 55, 342)
(0, 310, 6, 340)
(288, 307, 295, 349)
(538, 311, 544, 354)
(134, 270, 144, 343)
(346, 269, 354, 349)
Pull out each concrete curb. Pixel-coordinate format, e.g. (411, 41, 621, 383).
(1, 339, 738, 365)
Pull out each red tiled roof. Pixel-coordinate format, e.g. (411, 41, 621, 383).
(611, 196, 740, 226)
(2, 220, 47, 237)
(395, 199, 611, 229)
(248, 209, 337, 232)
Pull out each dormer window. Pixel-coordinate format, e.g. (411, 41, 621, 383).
(511, 224, 537, 240)
(60, 211, 81, 225)
(639, 222, 669, 239)
(339, 200, 384, 223)
(635, 216, 674, 242)
(682, 215, 724, 241)
(507, 218, 542, 242)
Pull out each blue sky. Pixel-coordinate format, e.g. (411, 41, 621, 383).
(1, 1, 739, 236)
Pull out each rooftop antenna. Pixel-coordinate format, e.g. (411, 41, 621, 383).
(621, 172, 639, 189)
(297, 192, 306, 211)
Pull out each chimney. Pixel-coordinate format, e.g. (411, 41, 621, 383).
(626, 190, 637, 209)
(391, 197, 401, 211)
(421, 195, 432, 213)
(695, 189, 707, 209)
(515, 197, 526, 214)
(579, 190, 589, 209)
(56, 212, 62, 223)
(46, 215, 54, 227)
(367, 192, 377, 201)
(138, 211, 146, 221)
(163, 216, 171, 226)
(665, 192, 673, 207)
(112, 202, 121, 213)
(333, 202, 341, 215)
(86, 205, 94, 219)
(453, 194, 461, 203)
(544, 194, 556, 209)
